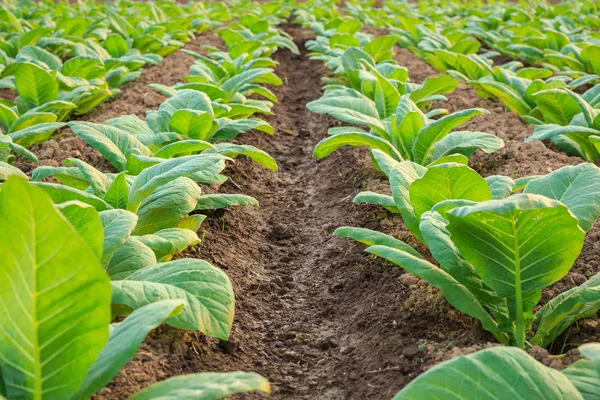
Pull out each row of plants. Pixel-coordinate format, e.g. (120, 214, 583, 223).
(341, 0, 600, 163)
(0, 0, 244, 167)
(296, 1, 600, 398)
(0, 1, 298, 398)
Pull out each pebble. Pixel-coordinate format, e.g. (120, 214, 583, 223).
(402, 344, 423, 359)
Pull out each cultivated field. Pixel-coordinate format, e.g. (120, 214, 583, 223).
(0, 0, 599, 399)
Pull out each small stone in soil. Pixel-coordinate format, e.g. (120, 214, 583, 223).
(402, 344, 424, 359)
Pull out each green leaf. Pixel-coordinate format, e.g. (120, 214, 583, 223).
(153, 140, 215, 159)
(112, 259, 235, 339)
(137, 228, 200, 262)
(393, 347, 582, 400)
(353, 191, 400, 213)
(469, 79, 532, 116)
(134, 177, 202, 235)
(15, 62, 58, 108)
(30, 182, 112, 210)
(157, 90, 214, 133)
(364, 35, 399, 62)
(106, 238, 157, 280)
(409, 163, 491, 221)
(0, 177, 111, 400)
(486, 175, 515, 200)
(307, 95, 386, 132)
(168, 109, 213, 140)
(213, 143, 278, 171)
(0, 161, 27, 180)
(446, 194, 585, 347)
(104, 172, 130, 210)
(99, 209, 138, 266)
(524, 163, 600, 232)
(432, 131, 504, 160)
(409, 75, 459, 105)
(313, 132, 402, 160)
(563, 344, 600, 400)
(128, 155, 225, 212)
(413, 108, 488, 164)
(57, 201, 103, 259)
(72, 300, 184, 400)
(532, 272, 600, 347)
(534, 89, 581, 125)
(389, 161, 427, 239)
(333, 226, 422, 258)
(128, 372, 270, 400)
(69, 121, 150, 171)
(195, 193, 258, 211)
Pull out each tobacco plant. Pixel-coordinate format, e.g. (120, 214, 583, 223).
(337, 161, 600, 347)
(0, 177, 269, 399)
(309, 95, 502, 167)
(68, 90, 278, 172)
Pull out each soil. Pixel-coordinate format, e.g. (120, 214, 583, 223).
(19, 20, 599, 400)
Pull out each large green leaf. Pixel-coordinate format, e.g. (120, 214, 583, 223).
(307, 95, 386, 132)
(412, 108, 487, 164)
(409, 163, 491, 221)
(313, 132, 402, 160)
(168, 109, 213, 140)
(99, 209, 138, 266)
(129, 372, 270, 400)
(15, 62, 58, 108)
(409, 75, 459, 105)
(127, 155, 225, 212)
(333, 226, 422, 258)
(432, 131, 504, 160)
(393, 347, 583, 400)
(532, 272, 600, 347)
(137, 228, 199, 262)
(446, 194, 585, 347)
(112, 259, 235, 339)
(157, 90, 213, 133)
(389, 161, 427, 239)
(524, 163, 600, 232)
(564, 343, 600, 400)
(534, 89, 581, 125)
(69, 121, 150, 171)
(72, 300, 184, 400)
(134, 177, 202, 235)
(0, 178, 111, 400)
(106, 238, 157, 280)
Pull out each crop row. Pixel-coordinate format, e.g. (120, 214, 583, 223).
(0, 0, 240, 171)
(347, 0, 600, 163)
(297, 0, 600, 398)
(0, 1, 297, 399)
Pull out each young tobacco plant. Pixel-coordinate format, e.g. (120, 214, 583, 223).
(56, 199, 237, 340)
(338, 160, 600, 347)
(323, 50, 459, 115)
(68, 90, 278, 172)
(0, 177, 269, 400)
(29, 154, 259, 234)
(526, 88, 600, 162)
(309, 95, 502, 167)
